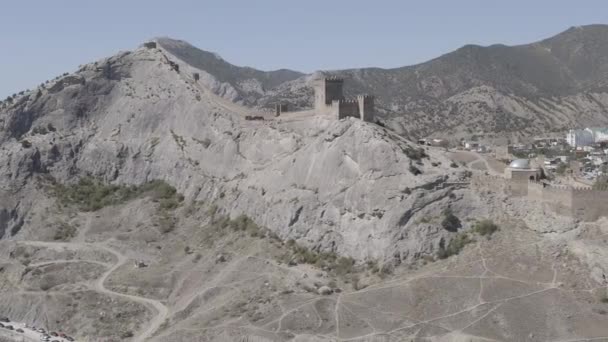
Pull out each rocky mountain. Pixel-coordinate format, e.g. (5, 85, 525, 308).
(154, 25, 608, 140)
(1, 34, 608, 342)
(156, 38, 304, 106)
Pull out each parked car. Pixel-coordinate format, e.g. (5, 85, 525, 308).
(50, 332, 58, 337)
(16, 328, 24, 333)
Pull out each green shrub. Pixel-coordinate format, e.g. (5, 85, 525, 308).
(450, 161, 459, 168)
(441, 208, 461, 232)
(54, 222, 77, 241)
(403, 146, 428, 160)
(335, 256, 355, 276)
(437, 233, 473, 259)
(473, 219, 499, 236)
(556, 163, 567, 176)
(20, 140, 32, 148)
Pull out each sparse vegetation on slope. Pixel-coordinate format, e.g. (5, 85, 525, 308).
(53, 221, 77, 241)
(441, 207, 462, 232)
(473, 219, 499, 237)
(51, 177, 184, 212)
(437, 232, 473, 259)
(201, 209, 364, 281)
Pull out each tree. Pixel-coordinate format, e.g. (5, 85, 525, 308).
(441, 208, 461, 232)
(556, 163, 567, 175)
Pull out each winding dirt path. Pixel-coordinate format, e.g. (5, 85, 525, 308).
(94, 245, 168, 342)
(18, 240, 168, 342)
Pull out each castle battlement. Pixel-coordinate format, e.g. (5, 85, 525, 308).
(473, 174, 505, 182)
(473, 171, 608, 221)
(314, 78, 375, 122)
(572, 187, 599, 193)
(338, 99, 358, 104)
(357, 94, 375, 99)
(544, 184, 572, 192)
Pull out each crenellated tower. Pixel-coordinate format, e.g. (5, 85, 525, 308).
(357, 95, 374, 122)
(313, 77, 375, 122)
(314, 77, 345, 113)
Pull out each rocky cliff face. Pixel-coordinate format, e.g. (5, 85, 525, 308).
(149, 25, 608, 140)
(0, 44, 479, 263)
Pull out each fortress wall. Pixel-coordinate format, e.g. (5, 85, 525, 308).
(527, 181, 544, 201)
(337, 100, 360, 119)
(509, 170, 541, 196)
(572, 189, 608, 221)
(472, 174, 507, 194)
(477, 172, 608, 221)
(542, 185, 573, 217)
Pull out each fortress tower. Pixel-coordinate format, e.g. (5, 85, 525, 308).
(313, 77, 375, 122)
(314, 77, 344, 111)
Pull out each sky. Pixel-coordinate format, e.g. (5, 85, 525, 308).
(1, 0, 607, 98)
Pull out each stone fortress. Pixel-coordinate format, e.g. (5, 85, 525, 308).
(472, 158, 608, 221)
(313, 77, 375, 122)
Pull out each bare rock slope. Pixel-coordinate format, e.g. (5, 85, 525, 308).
(0, 43, 467, 263)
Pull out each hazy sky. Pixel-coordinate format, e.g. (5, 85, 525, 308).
(1, 0, 607, 98)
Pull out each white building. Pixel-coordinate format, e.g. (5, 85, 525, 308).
(587, 127, 608, 143)
(566, 129, 594, 147)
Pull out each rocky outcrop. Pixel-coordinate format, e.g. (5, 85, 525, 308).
(0, 44, 480, 264)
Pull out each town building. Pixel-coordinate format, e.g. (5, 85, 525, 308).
(567, 129, 594, 147)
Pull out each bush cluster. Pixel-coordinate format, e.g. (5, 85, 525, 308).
(437, 233, 473, 259)
(53, 222, 77, 241)
(52, 178, 183, 212)
(473, 219, 499, 236)
(403, 146, 428, 160)
(441, 208, 461, 232)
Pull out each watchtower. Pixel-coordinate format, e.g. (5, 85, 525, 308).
(357, 95, 375, 122)
(314, 77, 344, 113)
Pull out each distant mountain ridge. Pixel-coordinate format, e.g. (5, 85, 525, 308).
(157, 25, 608, 139)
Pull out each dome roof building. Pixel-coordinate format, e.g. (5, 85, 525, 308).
(508, 159, 531, 169)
